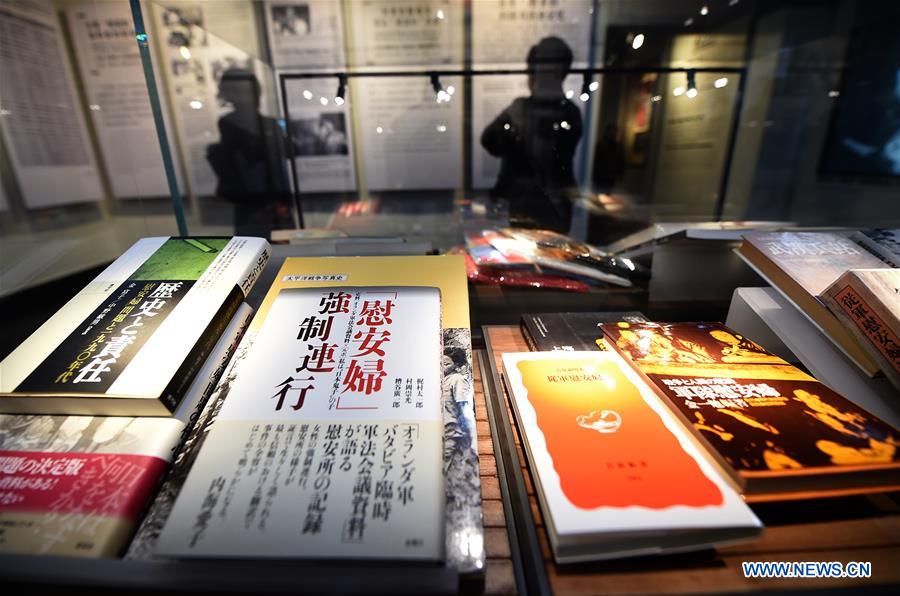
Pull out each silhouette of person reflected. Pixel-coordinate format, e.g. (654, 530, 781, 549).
(481, 37, 583, 233)
(207, 68, 294, 236)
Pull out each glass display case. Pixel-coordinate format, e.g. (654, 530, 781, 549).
(1, 0, 899, 593)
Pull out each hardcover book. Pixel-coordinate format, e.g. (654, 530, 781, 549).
(520, 311, 647, 352)
(737, 231, 889, 376)
(0, 237, 269, 416)
(155, 256, 482, 570)
(822, 269, 900, 391)
(501, 351, 761, 563)
(602, 322, 900, 500)
(0, 303, 252, 557)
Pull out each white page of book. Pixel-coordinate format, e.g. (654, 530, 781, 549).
(157, 285, 444, 559)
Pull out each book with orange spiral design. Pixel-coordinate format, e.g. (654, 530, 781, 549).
(501, 351, 761, 563)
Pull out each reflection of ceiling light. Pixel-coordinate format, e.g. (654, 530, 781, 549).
(684, 17, 694, 26)
(0, 109, 11, 116)
(560, 120, 571, 130)
(446, 85, 455, 96)
(686, 87, 698, 99)
(631, 33, 645, 50)
(179, 46, 191, 60)
(376, 126, 383, 134)
(828, 90, 840, 98)
(565, 89, 574, 99)
(189, 99, 203, 109)
(589, 81, 599, 92)
(436, 9, 444, 20)
(579, 92, 590, 102)
(302, 90, 312, 100)
(701, 6, 709, 16)
(319, 97, 328, 106)
(334, 97, 345, 106)
(651, 95, 662, 102)
(89, 104, 101, 111)
(436, 90, 451, 103)
(503, 123, 510, 130)
(436, 124, 447, 133)
(673, 86, 685, 96)
(715, 77, 728, 88)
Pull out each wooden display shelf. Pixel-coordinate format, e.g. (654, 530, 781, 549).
(481, 325, 900, 594)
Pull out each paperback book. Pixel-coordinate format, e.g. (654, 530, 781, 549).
(603, 322, 900, 500)
(0, 303, 252, 557)
(154, 256, 483, 570)
(0, 237, 269, 416)
(502, 351, 761, 563)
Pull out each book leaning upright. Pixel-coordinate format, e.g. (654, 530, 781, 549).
(502, 351, 761, 563)
(0, 237, 270, 416)
(156, 284, 445, 560)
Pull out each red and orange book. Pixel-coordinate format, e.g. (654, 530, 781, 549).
(602, 322, 900, 501)
(502, 351, 761, 563)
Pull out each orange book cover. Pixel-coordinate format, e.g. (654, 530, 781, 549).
(502, 351, 760, 562)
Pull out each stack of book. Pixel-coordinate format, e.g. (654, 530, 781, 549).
(737, 230, 899, 391)
(0, 236, 270, 556)
(462, 228, 648, 291)
(502, 317, 900, 563)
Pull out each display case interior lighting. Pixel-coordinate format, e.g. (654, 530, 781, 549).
(631, 33, 645, 50)
(673, 86, 685, 97)
(431, 72, 451, 103)
(580, 74, 591, 102)
(715, 77, 729, 89)
(335, 74, 347, 106)
(686, 70, 698, 98)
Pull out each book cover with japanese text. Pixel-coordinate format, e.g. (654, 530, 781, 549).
(157, 255, 483, 562)
(603, 322, 900, 499)
(0, 303, 252, 557)
(822, 268, 900, 391)
(502, 351, 760, 563)
(737, 231, 889, 376)
(157, 285, 444, 560)
(0, 237, 269, 416)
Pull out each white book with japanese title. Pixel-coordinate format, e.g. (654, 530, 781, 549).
(0, 237, 270, 417)
(156, 285, 445, 561)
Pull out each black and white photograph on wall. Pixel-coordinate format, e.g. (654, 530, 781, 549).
(821, 13, 900, 178)
(291, 113, 349, 156)
(161, 6, 208, 48)
(271, 4, 311, 36)
(171, 57, 205, 84)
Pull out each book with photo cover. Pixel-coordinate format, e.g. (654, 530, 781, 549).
(602, 322, 900, 500)
(154, 256, 483, 571)
(0, 237, 269, 416)
(520, 311, 647, 352)
(737, 231, 890, 376)
(0, 303, 252, 557)
(502, 350, 761, 563)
